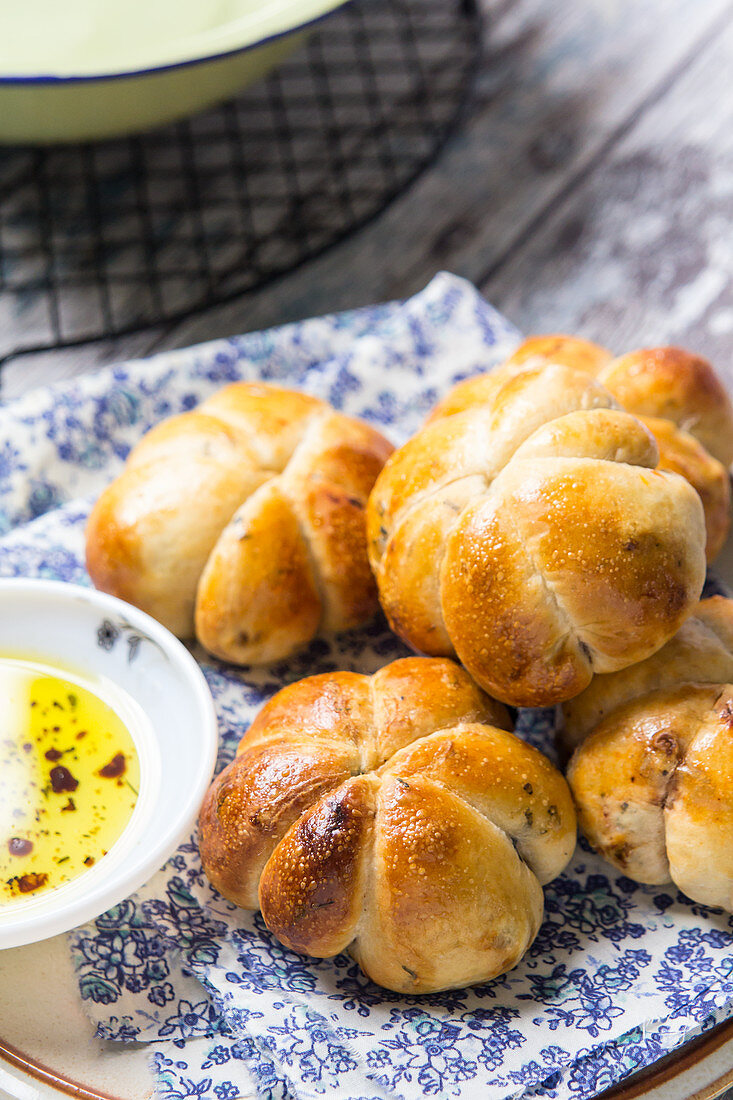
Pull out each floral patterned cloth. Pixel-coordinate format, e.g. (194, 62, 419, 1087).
(1, 272, 732, 1100)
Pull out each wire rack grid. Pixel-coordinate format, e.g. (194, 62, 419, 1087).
(0, 0, 482, 372)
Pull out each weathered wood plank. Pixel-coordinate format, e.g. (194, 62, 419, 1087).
(484, 8, 733, 384)
(123, 0, 732, 355)
(0, 328, 168, 398)
(3, 0, 729, 396)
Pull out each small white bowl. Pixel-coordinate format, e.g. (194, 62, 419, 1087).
(0, 578, 218, 950)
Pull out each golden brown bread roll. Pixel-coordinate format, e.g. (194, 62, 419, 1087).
(86, 382, 393, 664)
(429, 336, 732, 563)
(634, 416, 730, 563)
(199, 656, 577, 993)
(501, 337, 733, 467)
(368, 364, 706, 707)
(565, 597, 733, 909)
(561, 595, 733, 754)
(599, 347, 733, 467)
(567, 681, 733, 910)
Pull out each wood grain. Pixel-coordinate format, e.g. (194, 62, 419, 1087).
(484, 5, 733, 384)
(4, 0, 733, 394)
(123, 0, 732, 352)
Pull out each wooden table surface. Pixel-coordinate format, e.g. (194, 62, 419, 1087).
(3, 0, 732, 397)
(1, 0, 732, 1096)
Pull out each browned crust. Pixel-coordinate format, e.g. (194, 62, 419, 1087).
(426, 335, 612, 424)
(86, 453, 268, 638)
(379, 723, 576, 883)
(561, 596, 733, 755)
(440, 494, 593, 706)
(598, 347, 733, 466)
(374, 493, 464, 655)
(198, 656, 577, 993)
(86, 383, 393, 664)
(370, 656, 511, 760)
(639, 415, 731, 562)
(241, 670, 372, 753)
(353, 773, 544, 993)
(425, 369, 519, 424)
(259, 775, 378, 957)
(198, 382, 327, 468)
(567, 683, 733, 909)
(289, 481, 379, 633)
(195, 480, 323, 664)
(505, 334, 614, 375)
(199, 742, 359, 909)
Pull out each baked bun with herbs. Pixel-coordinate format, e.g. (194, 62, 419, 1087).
(368, 364, 706, 707)
(566, 598, 733, 909)
(429, 336, 732, 562)
(199, 656, 576, 994)
(86, 382, 393, 665)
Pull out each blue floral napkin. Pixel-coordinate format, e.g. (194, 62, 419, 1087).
(1, 272, 732, 1100)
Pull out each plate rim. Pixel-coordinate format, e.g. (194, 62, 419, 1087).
(2, 1014, 733, 1100)
(0, 1036, 126, 1100)
(597, 1016, 733, 1100)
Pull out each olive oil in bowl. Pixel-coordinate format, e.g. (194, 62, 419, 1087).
(0, 659, 140, 903)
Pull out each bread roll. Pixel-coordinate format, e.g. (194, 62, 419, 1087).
(561, 595, 733, 753)
(86, 382, 393, 664)
(199, 656, 576, 993)
(368, 365, 706, 706)
(501, 337, 733, 467)
(568, 681, 733, 910)
(565, 597, 733, 909)
(429, 336, 732, 563)
(600, 347, 733, 467)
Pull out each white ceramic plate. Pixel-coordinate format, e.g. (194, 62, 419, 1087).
(0, 935, 731, 1100)
(2, 580, 733, 1097)
(0, 578, 218, 951)
(3, 548, 733, 1099)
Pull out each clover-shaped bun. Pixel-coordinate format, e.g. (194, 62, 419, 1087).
(199, 657, 576, 993)
(86, 382, 393, 664)
(368, 365, 706, 706)
(428, 336, 731, 563)
(565, 598, 733, 910)
(568, 682, 733, 910)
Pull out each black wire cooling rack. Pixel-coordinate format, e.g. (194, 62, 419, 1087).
(0, 0, 482, 369)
